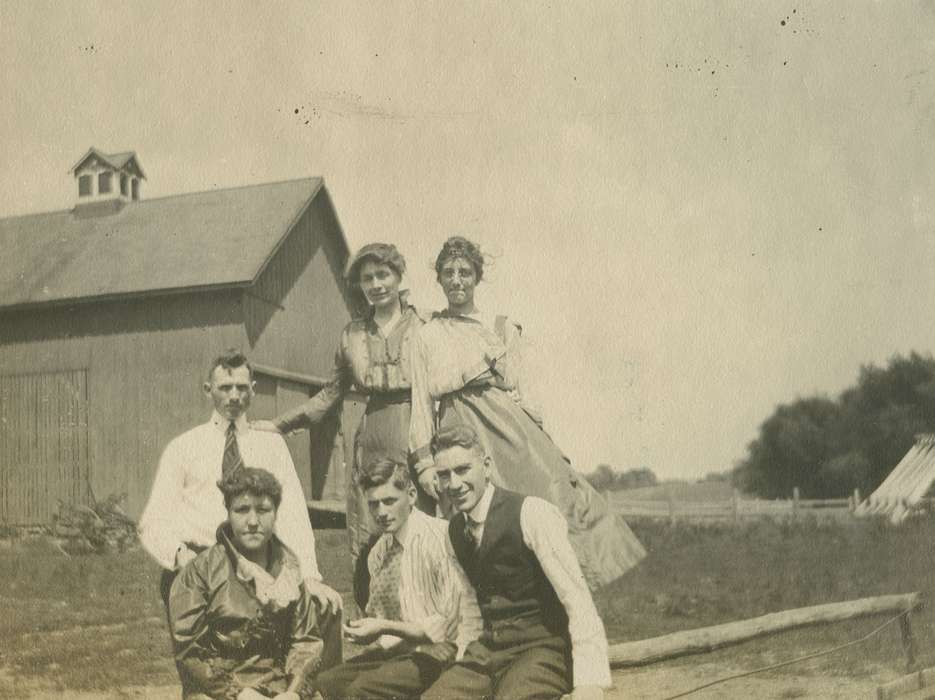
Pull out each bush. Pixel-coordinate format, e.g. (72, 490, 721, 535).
(586, 464, 658, 491)
(52, 493, 137, 554)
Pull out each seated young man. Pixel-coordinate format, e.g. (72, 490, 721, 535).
(422, 424, 612, 700)
(315, 458, 482, 700)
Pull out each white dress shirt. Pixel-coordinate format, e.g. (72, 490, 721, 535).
(367, 508, 482, 658)
(138, 411, 321, 581)
(463, 484, 612, 689)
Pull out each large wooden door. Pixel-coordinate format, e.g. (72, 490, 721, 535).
(0, 370, 90, 524)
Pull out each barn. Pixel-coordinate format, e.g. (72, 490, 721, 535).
(0, 148, 362, 525)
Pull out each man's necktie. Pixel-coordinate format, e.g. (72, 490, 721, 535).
(464, 517, 481, 550)
(367, 538, 403, 621)
(222, 421, 244, 477)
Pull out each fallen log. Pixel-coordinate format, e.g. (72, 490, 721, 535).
(307, 499, 347, 529)
(609, 592, 922, 669)
(307, 499, 346, 515)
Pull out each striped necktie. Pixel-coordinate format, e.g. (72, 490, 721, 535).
(222, 421, 244, 477)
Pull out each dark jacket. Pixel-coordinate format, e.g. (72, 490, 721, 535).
(168, 525, 326, 700)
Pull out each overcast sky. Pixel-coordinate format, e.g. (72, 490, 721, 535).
(3, 2, 935, 481)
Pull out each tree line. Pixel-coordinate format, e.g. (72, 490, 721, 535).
(733, 352, 935, 499)
(585, 465, 658, 492)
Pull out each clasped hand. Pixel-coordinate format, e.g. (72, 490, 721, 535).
(569, 686, 604, 700)
(417, 467, 440, 501)
(343, 617, 386, 644)
(303, 577, 343, 616)
(236, 688, 299, 700)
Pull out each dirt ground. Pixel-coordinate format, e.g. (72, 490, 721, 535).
(611, 662, 881, 699)
(9, 664, 884, 700)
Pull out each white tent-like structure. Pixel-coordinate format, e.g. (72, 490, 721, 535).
(855, 434, 935, 524)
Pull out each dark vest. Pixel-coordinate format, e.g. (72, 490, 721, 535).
(449, 488, 569, 647)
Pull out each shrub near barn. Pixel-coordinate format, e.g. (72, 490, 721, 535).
(51, 493, 137, 555)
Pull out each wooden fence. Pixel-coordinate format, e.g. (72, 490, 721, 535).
(607, 592, 921, 670)
(607, 487, 869, 523)
(310, 488, 935, 527)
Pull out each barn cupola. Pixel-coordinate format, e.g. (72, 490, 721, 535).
(70, 148, 146, 213)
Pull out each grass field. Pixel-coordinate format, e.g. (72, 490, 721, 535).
(2, 516, 934, 697)
(610, 481, 736, 502)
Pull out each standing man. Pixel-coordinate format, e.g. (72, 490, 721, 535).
(315, 457, 482, 700)
(423, 424, 612, 700)
(139, 349, 343, 616)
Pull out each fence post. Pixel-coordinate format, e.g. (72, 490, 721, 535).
(899, 610, 916, 672)
(849, 488, 860, 513)
(667, 484, 676, 525)
(732, 488, 740, 524)
(793, 487, 800, 519)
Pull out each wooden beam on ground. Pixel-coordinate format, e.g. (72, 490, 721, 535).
(307, 499, 346, 514)
(609, 593, 922, 669)
(307, 499, 346, 529)
(877, 667, 935, 699)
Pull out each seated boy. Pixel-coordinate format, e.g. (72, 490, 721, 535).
(315, 458, 481, 700)
(423, 424, 612, 700)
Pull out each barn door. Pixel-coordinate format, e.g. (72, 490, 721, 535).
(252, 373, 315, 499)
(252, 370, 367, 503)
(0, 370, 90, 525)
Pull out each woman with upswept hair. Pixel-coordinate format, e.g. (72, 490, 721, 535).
(409, 236, 646, 589)
(254, 243, 428, 566)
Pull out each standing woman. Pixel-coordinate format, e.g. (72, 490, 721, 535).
(255, 243, 427, 564)
(409, 236, 646, 589)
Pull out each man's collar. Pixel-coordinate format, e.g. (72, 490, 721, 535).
(217, 523, 284, 577)
(210, 410, 249, 433)
(394, 510, 415, 548)
(466, 483, 496, 524)
(435, 307, 484, 322)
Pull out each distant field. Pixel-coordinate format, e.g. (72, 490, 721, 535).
(4, 516, 935, 697)
(612, 480, 736, 502)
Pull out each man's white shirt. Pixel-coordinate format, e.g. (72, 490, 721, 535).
(366, 508, 483, 656)
(138, 411, 321, 581)
(461, 484, 612, 688)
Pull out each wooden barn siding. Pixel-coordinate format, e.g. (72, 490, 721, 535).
(0, 291, 244, 520)
(245, 188, 350, 379)
(241, 189, 353, 502)
(0, 370, 89, 524)
(251, 373, 316, 498)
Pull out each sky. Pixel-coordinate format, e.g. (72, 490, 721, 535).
(2, 1, 935, 481)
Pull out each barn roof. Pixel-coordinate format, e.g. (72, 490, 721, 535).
(0, 177, 345, 310)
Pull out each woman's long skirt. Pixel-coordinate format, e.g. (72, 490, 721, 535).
(438, 385, 646, 590)
(350, 396, 411, 561)
(350, 394, 435, 550)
